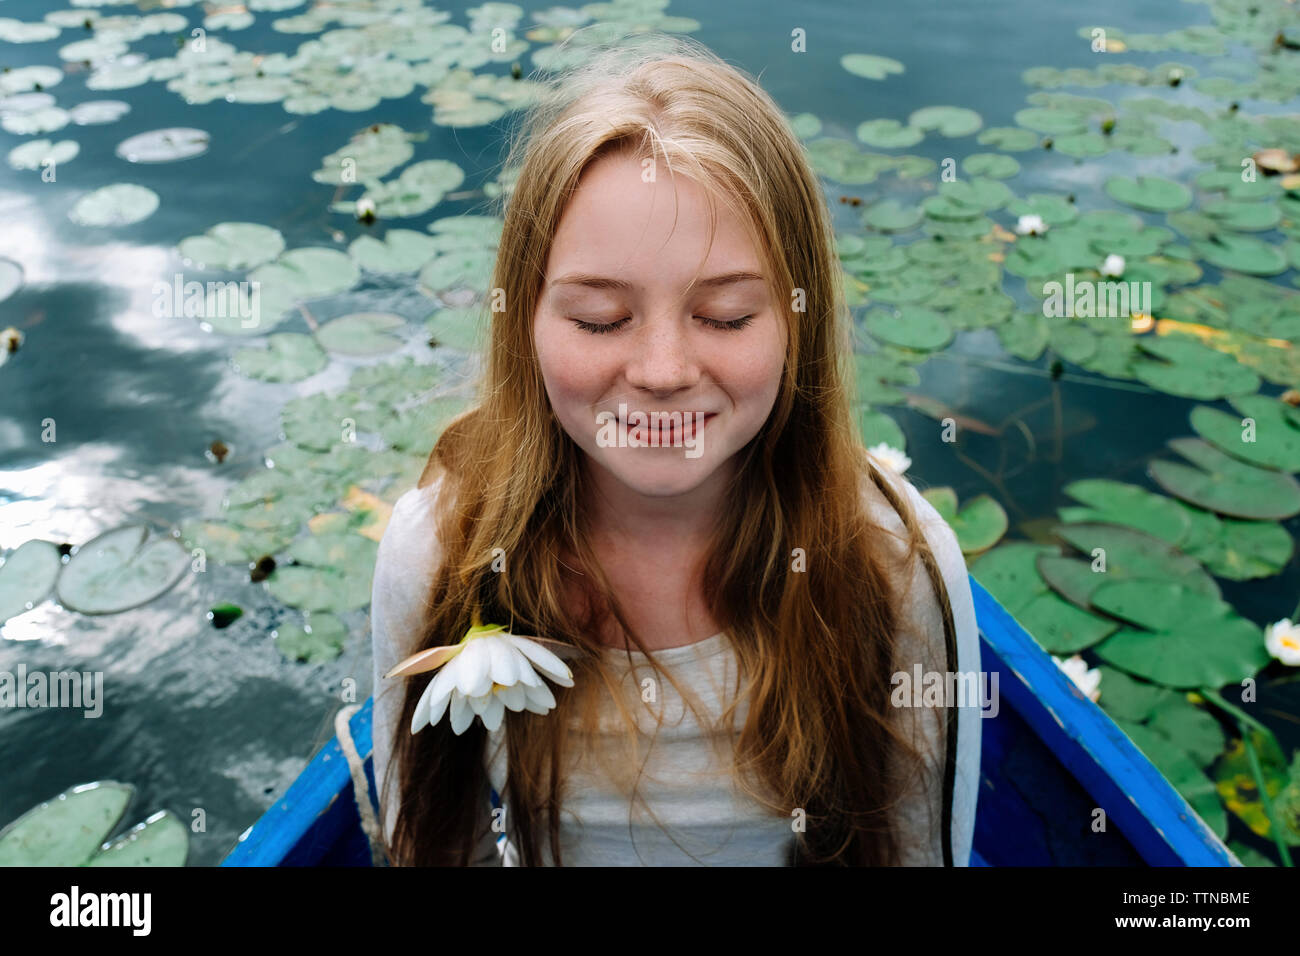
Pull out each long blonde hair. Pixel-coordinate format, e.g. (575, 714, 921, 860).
(384, 31, 950, 866)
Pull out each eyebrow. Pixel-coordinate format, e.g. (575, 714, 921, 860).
(547, 270, 766, 293)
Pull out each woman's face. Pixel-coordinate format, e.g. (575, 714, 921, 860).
(533, 150, 787, 504)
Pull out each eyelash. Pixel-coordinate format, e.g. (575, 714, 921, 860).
(571, 315, 755, 335)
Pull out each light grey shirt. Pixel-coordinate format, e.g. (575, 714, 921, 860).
(370, 467, 981, 865)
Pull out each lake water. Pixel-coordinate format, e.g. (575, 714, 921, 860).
(1, 0, 1298, 865)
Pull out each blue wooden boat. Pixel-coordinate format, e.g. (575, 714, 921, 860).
(221, 578, 1240, 866)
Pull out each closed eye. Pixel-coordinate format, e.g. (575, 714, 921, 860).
(569, 315, 755, 334)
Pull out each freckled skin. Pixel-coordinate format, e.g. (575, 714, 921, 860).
(533, 149, 788, 551)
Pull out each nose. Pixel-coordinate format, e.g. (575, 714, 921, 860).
(623, 312, 700, 395)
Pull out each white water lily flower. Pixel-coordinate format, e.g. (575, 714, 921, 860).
(1264, 619, 1300, 666)
(1015, 214, 1047, 236)
(386, 623, 575, 735)
(1100, 254, 1125, 277)
(1052, 654, 1101, 702)
(867, 442, 911, 475)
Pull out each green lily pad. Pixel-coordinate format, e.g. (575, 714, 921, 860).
(1058, 479, 1191, 547)
(7, 138, 78, 170)
(997, 311, 1049, 361)
(1191, 233, 1289, 276)
(315, 312, 405, 356)
(1150, 437, 1300, 520)
(1096, 615, 1270, 689)
(348, 229, 439, 273)
(68, 183, 159, 227)
(1214, 732, 1299, 845)
(1104, 175, 1192, 213)
(0, 257, 22, 304)
(977, 126, 1041, 151)
(332, 159, 465, 219)
(862, 198, 923, 233)
(114, 127, 209, 163)
(864, 307, 953, 351)
(274, 612, 347, 663)
(840, 54, 904, 80)
(1016, 589, 1118, 653)
(961, 153, 1020, 179)
(177, 519, 296, 567)
(1013, 107, 1088, 135)
(179, 222, 285, 271)
(969, 542, 1056, 614)
(1133, 337, 1260, 400)
(1089, 578, 1234, 631)
(417, 247, 496, 293)
(1191, 397, 1300, 471)
(0, 782, 131, 866)
(857, 407, 906, 450)
(312, 124, 415, 185)
(856, 119, 923, 148)
(1053, 522, 1220, 598)
(908, 105, 982, 137)
(1094, 665, 1177, 722)
(1184, 517, 1293, 581)
(56, 525, 190, 615)
(0, 539, 63, 623)
(425, 306, 485, 351)
(1007, 194, 1078, 226)
(1146, 694, 1224, 768)
(85, 810, 188, 866)
(264, 532, 378, 613)
(233, 333, 327, 383)
(921, 488, 1007, 554)
(1203, 199, 1281, 233)
(250, 247, 360, 302)
(1035, 554, 1114, 607)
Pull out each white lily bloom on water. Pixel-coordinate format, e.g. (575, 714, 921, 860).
(1052, 654, 1101, 702)
(1100, 254, 1125, 277)
(1015, 214, 1047, 236)
(385, 623, 575, 735)
(1264, 619, 1300, 666)
(867, 442, 911, 475)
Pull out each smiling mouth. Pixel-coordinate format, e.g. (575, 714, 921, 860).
(620, 412, 715, 444)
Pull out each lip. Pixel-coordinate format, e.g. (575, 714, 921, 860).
(618, 412, 716, 443)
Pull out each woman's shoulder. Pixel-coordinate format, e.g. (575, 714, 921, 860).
(371, 473, 449, 658)
(859, 461, 965, 585)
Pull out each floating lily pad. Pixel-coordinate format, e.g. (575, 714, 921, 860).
(1013, 107, 1088, 135)
(977, 126, 1041, 151)
(1213, 731, 1299, 845)
(0, 540, 63, 623)
(233, 333, 327, 382)
(115, 127, 209, 163)
(1015, 589, 1118, 653)
(1191, 397, 1300, 472)
(250, 247, 360, 303)
(864, 306, 952, 350)
(1053, 522, 1220, 598)
(85, 810, 188, 866)
(178, 518, 296, 567)
(840, 54, 905, 80)
(417, 247, 496, 293)
(179, 222, 285, 271)
(1096, 614, 1270, 689)
(961, 153, 1020, 179)
(264, 532, 378, 613)
(348, 229, 440, 273)
(1089, 578, 1233, 632)
(862, 198, 923, 233)
(1184, 517, 1293, 581)
(1094, 665, 1177, 723)
(970, 542, 1055, 614)
(1058, 479, 1191, 547)
(316, 312, 405, 355)
(920, 488, 1007, 554)
(68, 100, 130, 125)
(7, 139, 78, 171)
(1035, 554, 1113, 607)
(856, 119, 923, 148)
(312, 124, 415, 185)
(908, 105, 982, 137)
(425, 306, 485, 351)
(274, 612, 347, 663)
(332, 159, 465, 219)
(997, 312, 1049, 361)
(1104, 175, 1192, 212)
(0, 782, 131, 866)
(56, 525, 190, 615)
(68, 184, 160, 227)
(1150, 437, 1300, 520)
(1191, 234, 1289, 276)
(1133, 337, 1259, 400)
(857, 407, 905, 451)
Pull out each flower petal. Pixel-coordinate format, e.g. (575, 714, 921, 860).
(449, 691, 474, 735)
(456, 638, 494, 698)
(486, 635, 522, 686)
(505, 635, 574, 687)
(384, 644, 462, 679)
(523, 679, 556, 714)
(496, 682, 527, 711)
(481, 694, 506, 732)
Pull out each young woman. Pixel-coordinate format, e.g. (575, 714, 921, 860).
(370, 33, 981, 866)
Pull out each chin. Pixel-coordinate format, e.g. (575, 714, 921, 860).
(592, 453, 718, 497)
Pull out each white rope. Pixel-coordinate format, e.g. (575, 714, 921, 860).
(335, 704, 388, 867)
